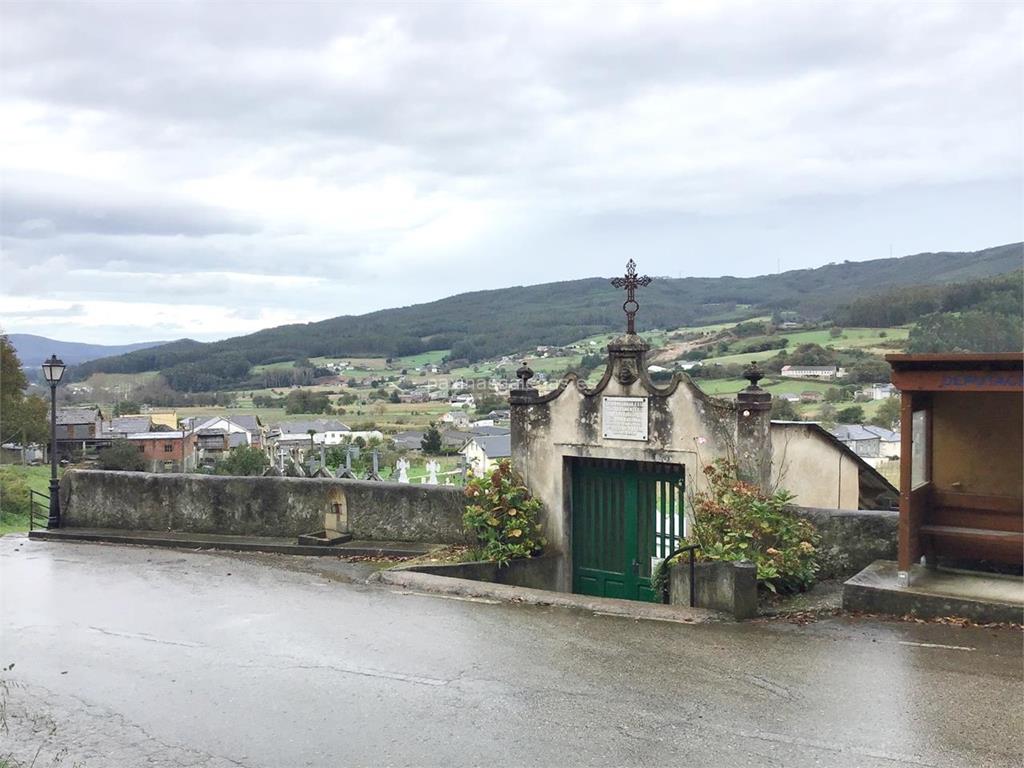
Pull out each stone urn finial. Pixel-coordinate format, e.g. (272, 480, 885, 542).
(516, 361, 534, 390)
(742, 361, 764, 390)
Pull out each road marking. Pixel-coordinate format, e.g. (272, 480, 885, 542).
(897, 641, 975, 651)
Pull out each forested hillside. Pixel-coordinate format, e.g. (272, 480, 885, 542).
(71, 243, 1023, 390)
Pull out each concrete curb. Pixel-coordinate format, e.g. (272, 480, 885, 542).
(27, 529, 432, 559)
(372, 569, 724, 623)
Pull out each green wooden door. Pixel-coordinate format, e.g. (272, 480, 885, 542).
(571, 458, 685, 602)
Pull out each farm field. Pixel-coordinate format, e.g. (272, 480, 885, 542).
(698, 326, 908, 367)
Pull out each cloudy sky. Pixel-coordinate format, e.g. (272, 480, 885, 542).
(1, 1, 1021, 345)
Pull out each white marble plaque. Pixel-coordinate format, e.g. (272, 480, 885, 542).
(602, 396, 649, 441)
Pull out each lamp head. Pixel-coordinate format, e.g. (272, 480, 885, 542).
(41, 355, 66, 385)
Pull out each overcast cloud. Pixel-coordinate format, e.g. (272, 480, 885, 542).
(1, 1, 1021, 344)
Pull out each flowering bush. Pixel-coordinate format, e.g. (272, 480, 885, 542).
(463, 460, 546, 566)
(683, 460, 819, 594)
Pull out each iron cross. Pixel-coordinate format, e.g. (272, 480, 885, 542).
(610, 259, 652, 334)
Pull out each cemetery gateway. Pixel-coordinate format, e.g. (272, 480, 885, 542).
(509, 260, 776, 600)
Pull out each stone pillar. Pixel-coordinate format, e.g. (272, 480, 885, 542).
(735, 363, 772, 491)
(509, 361, 540, 482)
(606, 333, 650, 388)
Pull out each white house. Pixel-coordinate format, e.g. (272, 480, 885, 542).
(780, 364, 847, 380)
(461, 433, 511, 477)
(859, 383, 896, 400)
(441, 410, 471, 428)
(274, 419, 351, 446)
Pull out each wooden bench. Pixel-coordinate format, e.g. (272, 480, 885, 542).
(921, 491, 1023, 566)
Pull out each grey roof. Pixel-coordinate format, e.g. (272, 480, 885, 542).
(228, 432, 249, 448)
(108, 416, 153, 434)
(277, 419, 350, 434)
(467, 425, 510, 437)
(231, 414, 261, 432)
(392, 431, 426, 449)
(56, 407, 102, 425)
(831, 424, 899, 443)
(463, 433, 511, 459)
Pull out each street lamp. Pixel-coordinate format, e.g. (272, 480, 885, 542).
(41, 354, 66, 529)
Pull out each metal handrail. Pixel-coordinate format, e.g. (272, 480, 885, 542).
(665, 542, 701, 607)
(28, 489, 49, 531)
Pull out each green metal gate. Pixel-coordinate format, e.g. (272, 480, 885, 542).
(571, 458, 685, 602)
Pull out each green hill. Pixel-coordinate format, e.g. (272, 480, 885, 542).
(71, 242, 1023, 391)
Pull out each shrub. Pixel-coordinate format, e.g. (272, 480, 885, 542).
(216, 446, 269, 476)
(681, 460, 819, 594)
(463, 460, 546, 566)
(97, 440, 145, 471)
(0, 467, 31, 518)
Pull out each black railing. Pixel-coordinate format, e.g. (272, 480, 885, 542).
(667, 542, 701, 607)
(28, 489, 50, 531)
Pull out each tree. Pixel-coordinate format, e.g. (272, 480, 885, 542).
(847, 358, 891, 384)
(98, 440, 146, 471)
(421, 422, 442, 454)
(870, 397, 901, 430)
(771, 398, 799, 421)
(835, 405, 865, 424)
(113, 400, 142, 417)
(785, 343, 837, 367)
(0, 335, 48, 446)
(388, 389, 401, 404)
(907, 311, 1023, 354)
(824, 387, 845, 404)
(217, 446, 269, 476)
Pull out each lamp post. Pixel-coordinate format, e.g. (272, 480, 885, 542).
(41, 354, 66, 529)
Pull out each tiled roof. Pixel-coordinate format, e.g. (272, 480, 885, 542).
(831, 424, 900, 443)
(56, 407, 101, 425)
(463, 433, 511, 458)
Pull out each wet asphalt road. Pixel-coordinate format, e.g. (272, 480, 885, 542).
(1, 535, 1021, 768)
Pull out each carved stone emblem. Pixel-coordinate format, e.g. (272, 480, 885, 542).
(617, 358, 639, 385)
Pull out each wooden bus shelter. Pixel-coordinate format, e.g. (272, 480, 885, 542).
(887, 353, 1023, 582)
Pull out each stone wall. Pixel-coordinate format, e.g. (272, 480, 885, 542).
(795, 506, 898, 579)
(59, 469, 472, 544)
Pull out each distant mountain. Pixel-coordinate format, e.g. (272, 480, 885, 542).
(71, 242, 1023, 390)
(7, 334, 170, 368)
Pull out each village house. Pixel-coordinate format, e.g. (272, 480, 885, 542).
(268, 419, 351, 451)
(440, 410, 471, 428)
(858, 382, 896, 400)
(461, 433, 512, 477)
(830, 423, 900, 467)
(103, 415, 154, 438)
(126, 431, 198, 473)
(55, 406, 106, 457)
